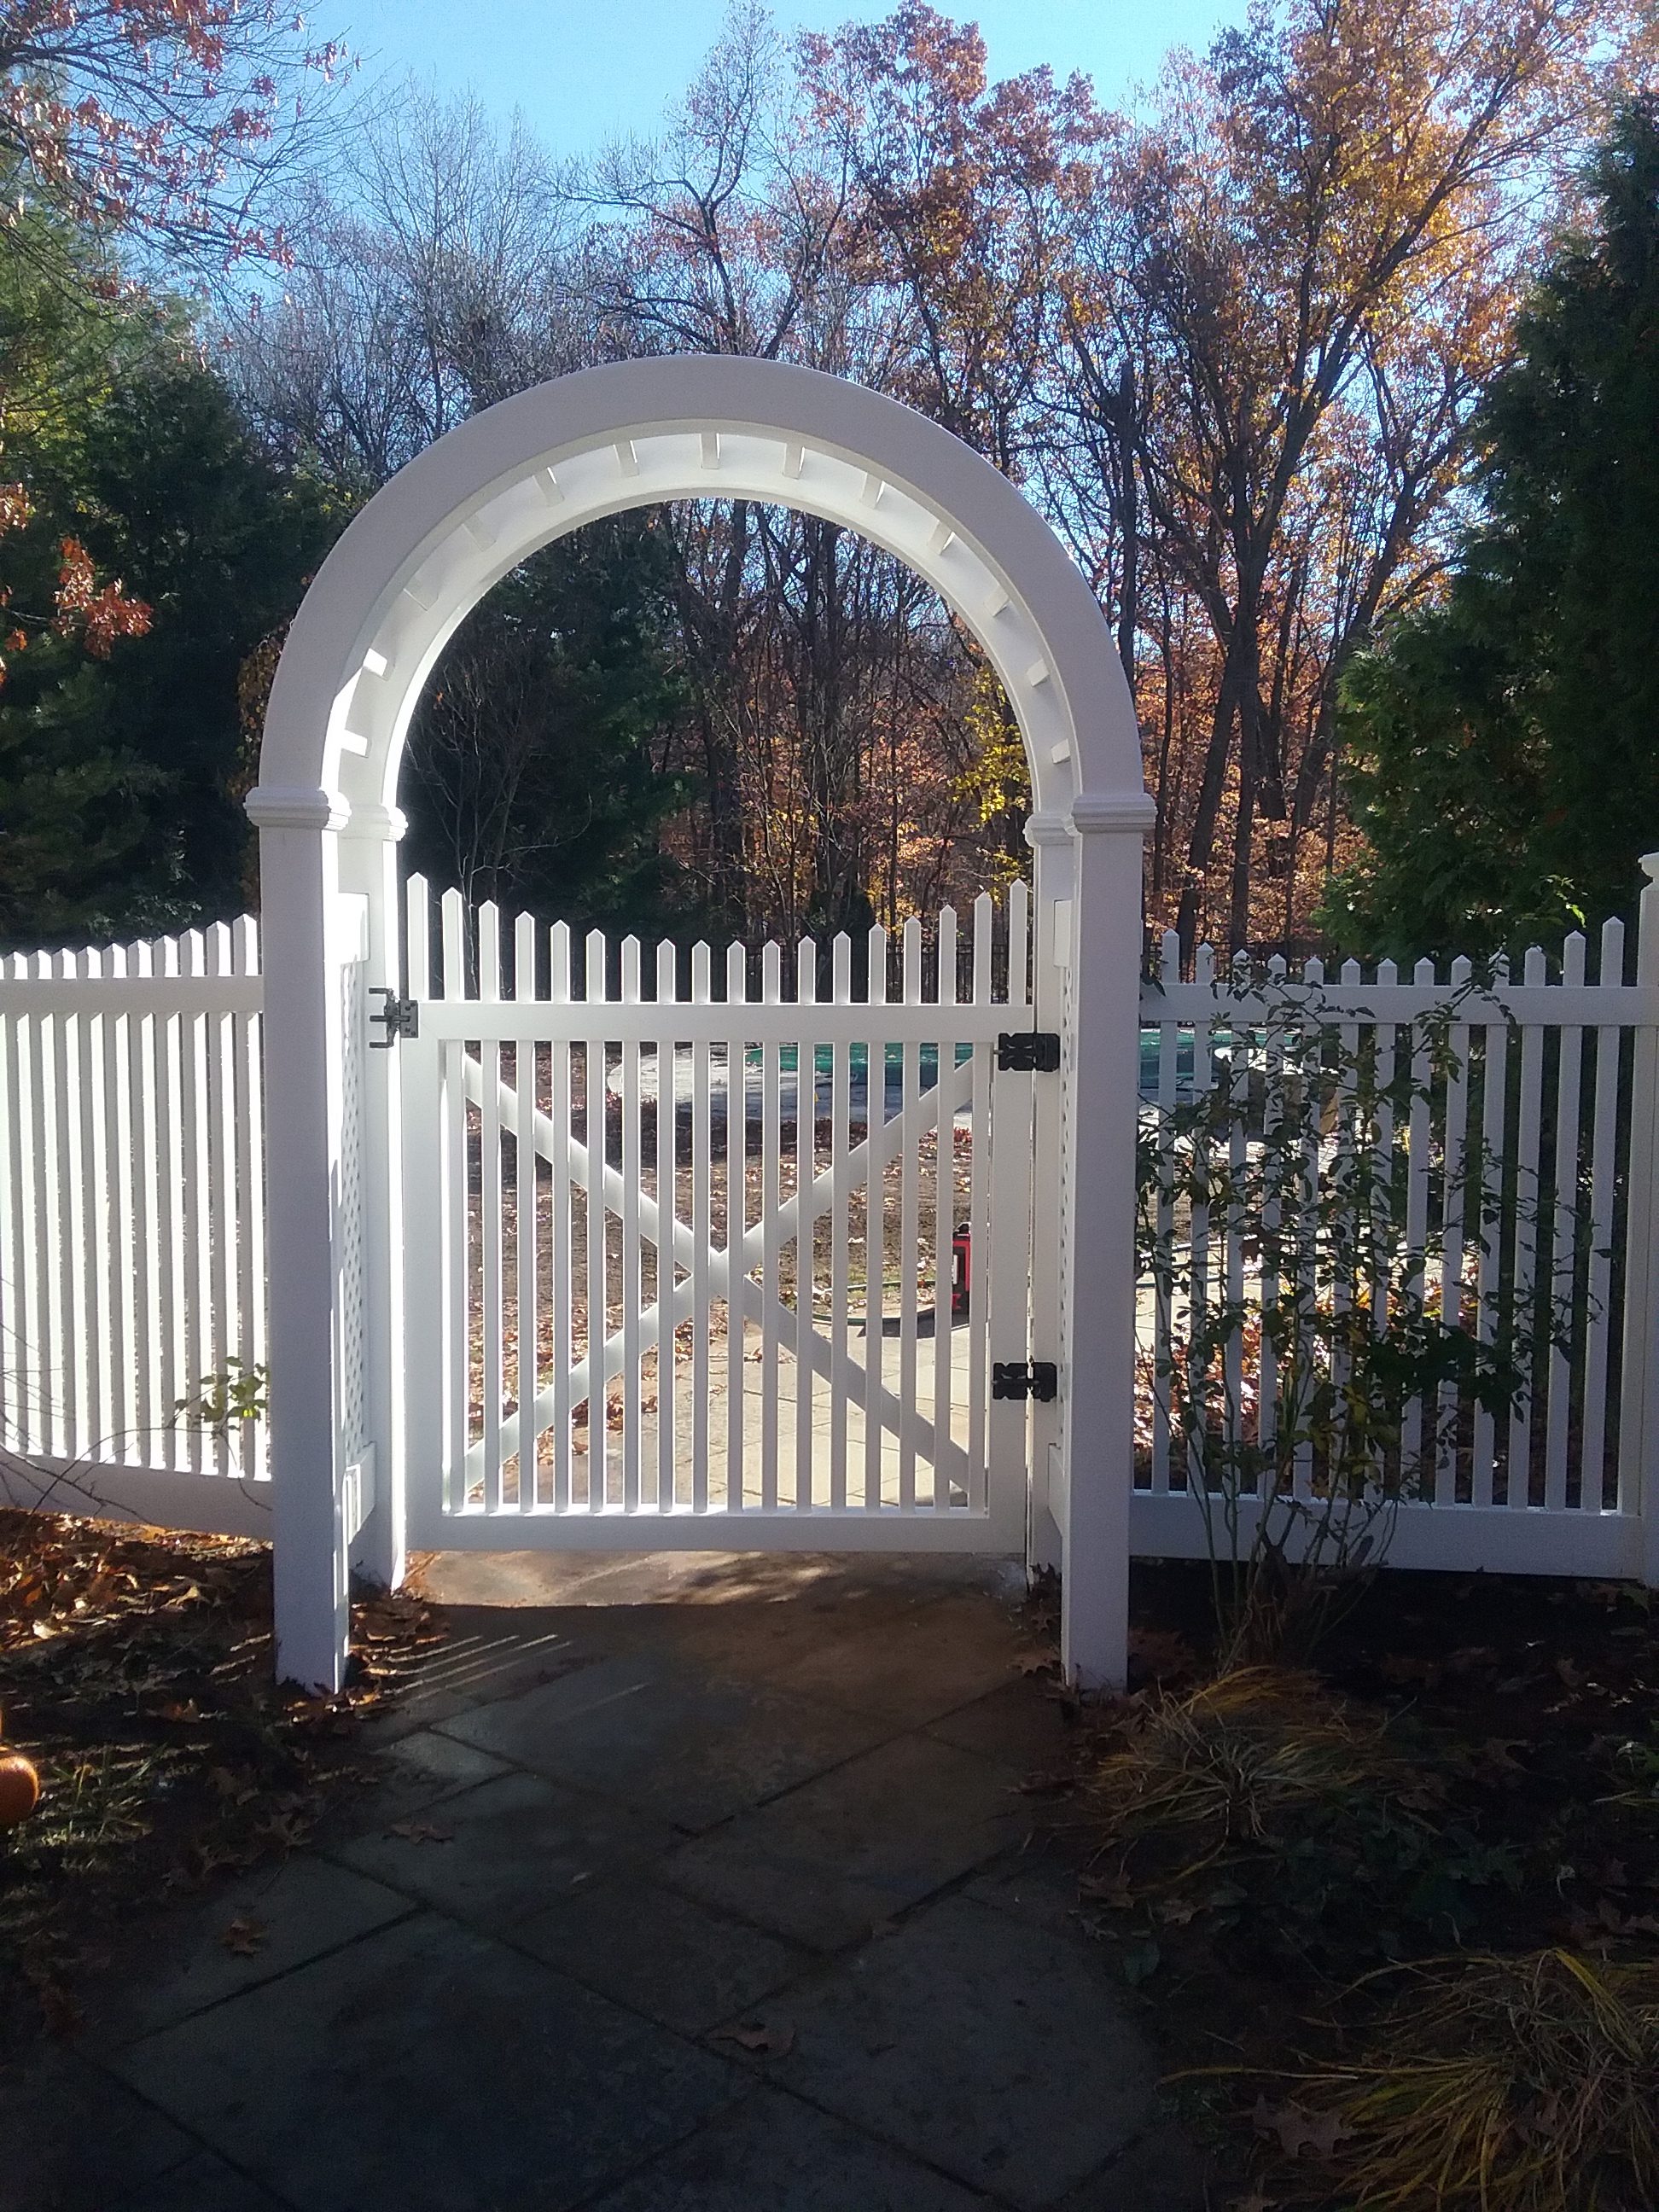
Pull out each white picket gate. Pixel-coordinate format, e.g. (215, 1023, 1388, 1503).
(398, 878, 1045, 1550)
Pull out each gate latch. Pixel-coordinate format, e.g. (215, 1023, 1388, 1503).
(992, 1359, 1058, 1403)
(997, 1030, 1060, 1073)
(369, 987, 419, 1048)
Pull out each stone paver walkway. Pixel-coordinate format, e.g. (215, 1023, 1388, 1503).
(12, 1552, 1210, 2212)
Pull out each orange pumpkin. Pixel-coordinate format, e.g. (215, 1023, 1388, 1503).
(0, 1753, 40, 1825)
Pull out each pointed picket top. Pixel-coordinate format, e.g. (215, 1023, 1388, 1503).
(1413, 957, 1435, 986)
(620, 935, 641, 1003)
(478, 902, 502, 1002)
(867, 922, 888, 1005)
(550, 919, 572, 1002)
(830, 932, 852, 1002)
(937, 905, 958, 1005)
(1301, 954, 1324, 984)
(1377, 958, 1398, 987)
(972, 894, 993, 1003)
(405, 875, 431, 997)
(514, 910, 537, 1002)
(760, 940, 782, 1004)
(1523, 946, 1547, 986)
(691, 939, 713, 1004)
(1562, 931, 1586, 987)
(795, 937, 817, 1004)
(1267, 952, 1287, 982)
(1195, 941, 1215, 988)
(655, 937, 677, 1004)
(1161, 928, 1180, 985)
(724, 939, 745, 1004)
(1450, 953, 1472, 987)
(1599, 915, 1625, 987)
(439, 887, 466, 999)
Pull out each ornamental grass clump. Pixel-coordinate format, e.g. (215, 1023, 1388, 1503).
(1086, 1666, 1406, 1890)
(1270, 1949, 1659, 2210)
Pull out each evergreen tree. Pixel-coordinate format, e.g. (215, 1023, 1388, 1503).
(402, 513, 697, 934)
(0, 207, 340, 943)
(1325, 102, 1659, 962)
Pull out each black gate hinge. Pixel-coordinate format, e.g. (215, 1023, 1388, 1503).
(992, 1359, 1058, 1403)
(369, 987, 419, 1048)
(997, 1030, 1060, 1074)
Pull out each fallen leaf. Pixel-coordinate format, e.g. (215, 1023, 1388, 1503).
(713, 2019, 795, 2057)
(1254, 2097, 1353, 2159)
(158, 1700, 201, 1723)
(385, 1820, 452, 1844)
(1015, 1652, 1058, 1676)
(219, 1916, 267, 1957)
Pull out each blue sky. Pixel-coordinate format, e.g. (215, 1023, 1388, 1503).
(330, 1, 1247, 153)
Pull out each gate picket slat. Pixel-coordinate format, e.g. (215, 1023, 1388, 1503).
(829, 933, 852, 1512)
(550, 922, 574, 1511)
(725, 940, 748, 1513)
(862, 924, 887, 1511)
(156, 936, 187, 1471)
(794, 938, 816, 1511)
(689, 940, 712, 1514)
(620, 936, 643, 1514)
(932, 908, 958, 1511)
(586, 928, 611, 1512)
(102, 946, 134, 1466)
(178, 932, 211, 1476)
(515, 911, 539, 1510)
(49, 953, 79, 1463)
(1151, 931, 1179, 1494)
(440, 890, 469, 1513)
(657, 939, 680, 1514)
(760, 941, 782, 1511)
(898, 918, 923, 1513)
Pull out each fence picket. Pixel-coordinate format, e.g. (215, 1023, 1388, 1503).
(1580, 920, 1623, 1510)
(1545, 934, 1586, 1511)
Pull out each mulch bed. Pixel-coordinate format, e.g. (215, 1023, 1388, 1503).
(0, 1508, 446, 2052)
(1042, 1563, 1659, 2203)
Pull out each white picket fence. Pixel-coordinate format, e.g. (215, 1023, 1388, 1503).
(0, 923, 269, 1533)
(1135, 923, 1659, 1579)
(1, 894, 1656, 1582)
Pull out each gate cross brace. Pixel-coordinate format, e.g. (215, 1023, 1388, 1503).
(459, 1057, 978, 1487)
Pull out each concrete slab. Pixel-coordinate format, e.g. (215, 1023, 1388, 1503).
(663, 1733, 1025, 1950)
(79, 1853, 412, 2046)
(514, 1878, 809, 2037)
(580, 2087, 990, 2211)
(327, 1768, 678, 1930)
(0, 2047, 201, 2212)
(762, 1892, 1156, 2209)
(109, 1912, 744, 2212)
(434, 1654, 894, 1831)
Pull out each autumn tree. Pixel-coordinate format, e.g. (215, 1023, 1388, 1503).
(1078, 0, 1655, 955)
(0, 0, 346, 275)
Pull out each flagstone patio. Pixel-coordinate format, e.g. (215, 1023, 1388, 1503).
(11, 1552, 1214, 2211)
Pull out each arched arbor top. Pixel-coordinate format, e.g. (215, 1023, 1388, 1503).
(249, 355, 1150, 841)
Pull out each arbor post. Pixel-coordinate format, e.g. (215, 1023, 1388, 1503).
(1057, 794, 1155, 1687)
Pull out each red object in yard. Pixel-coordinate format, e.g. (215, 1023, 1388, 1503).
(951, 1222, 972, 1320)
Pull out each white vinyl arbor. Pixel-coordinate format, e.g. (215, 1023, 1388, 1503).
(248, 357, 1153, 1694)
